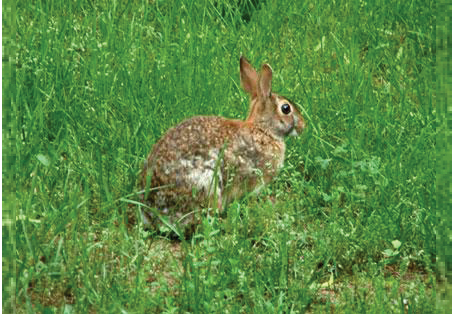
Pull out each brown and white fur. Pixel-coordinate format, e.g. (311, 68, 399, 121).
(139, 56, 305, 232)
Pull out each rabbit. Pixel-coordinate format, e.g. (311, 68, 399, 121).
(139, 56, 306, 234)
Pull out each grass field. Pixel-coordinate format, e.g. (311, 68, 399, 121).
(8, 0, 438, 312)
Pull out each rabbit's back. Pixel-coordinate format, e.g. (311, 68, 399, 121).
(141, 116, 229, 202)
(140, 115, 285, 211)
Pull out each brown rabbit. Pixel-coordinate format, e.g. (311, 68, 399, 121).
(139, 56, 305, 233)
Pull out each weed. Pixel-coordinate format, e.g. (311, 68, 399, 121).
(10, 0, 436, 312)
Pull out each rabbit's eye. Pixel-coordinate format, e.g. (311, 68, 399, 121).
(281, 103, 291, 114)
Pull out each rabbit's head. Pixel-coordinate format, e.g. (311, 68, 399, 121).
(240, 56, 306, 139)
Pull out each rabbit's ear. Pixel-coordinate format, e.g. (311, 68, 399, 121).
(240, 56, 258, 97)
(259, 64, 272, 98)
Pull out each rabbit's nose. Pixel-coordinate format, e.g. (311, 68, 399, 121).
(300, 118, 307, 131)
(296, 115, 306, 133)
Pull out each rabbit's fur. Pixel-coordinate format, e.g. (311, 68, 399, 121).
(139, 57, 305, 232)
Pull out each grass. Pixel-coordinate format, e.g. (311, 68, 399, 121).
(7, 0, 438, 312)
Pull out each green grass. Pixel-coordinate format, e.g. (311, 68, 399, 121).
(8, 0, 437, 312)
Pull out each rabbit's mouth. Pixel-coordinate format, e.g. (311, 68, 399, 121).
(288, 127, 299, 137)
(287, 114, 305, 137)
